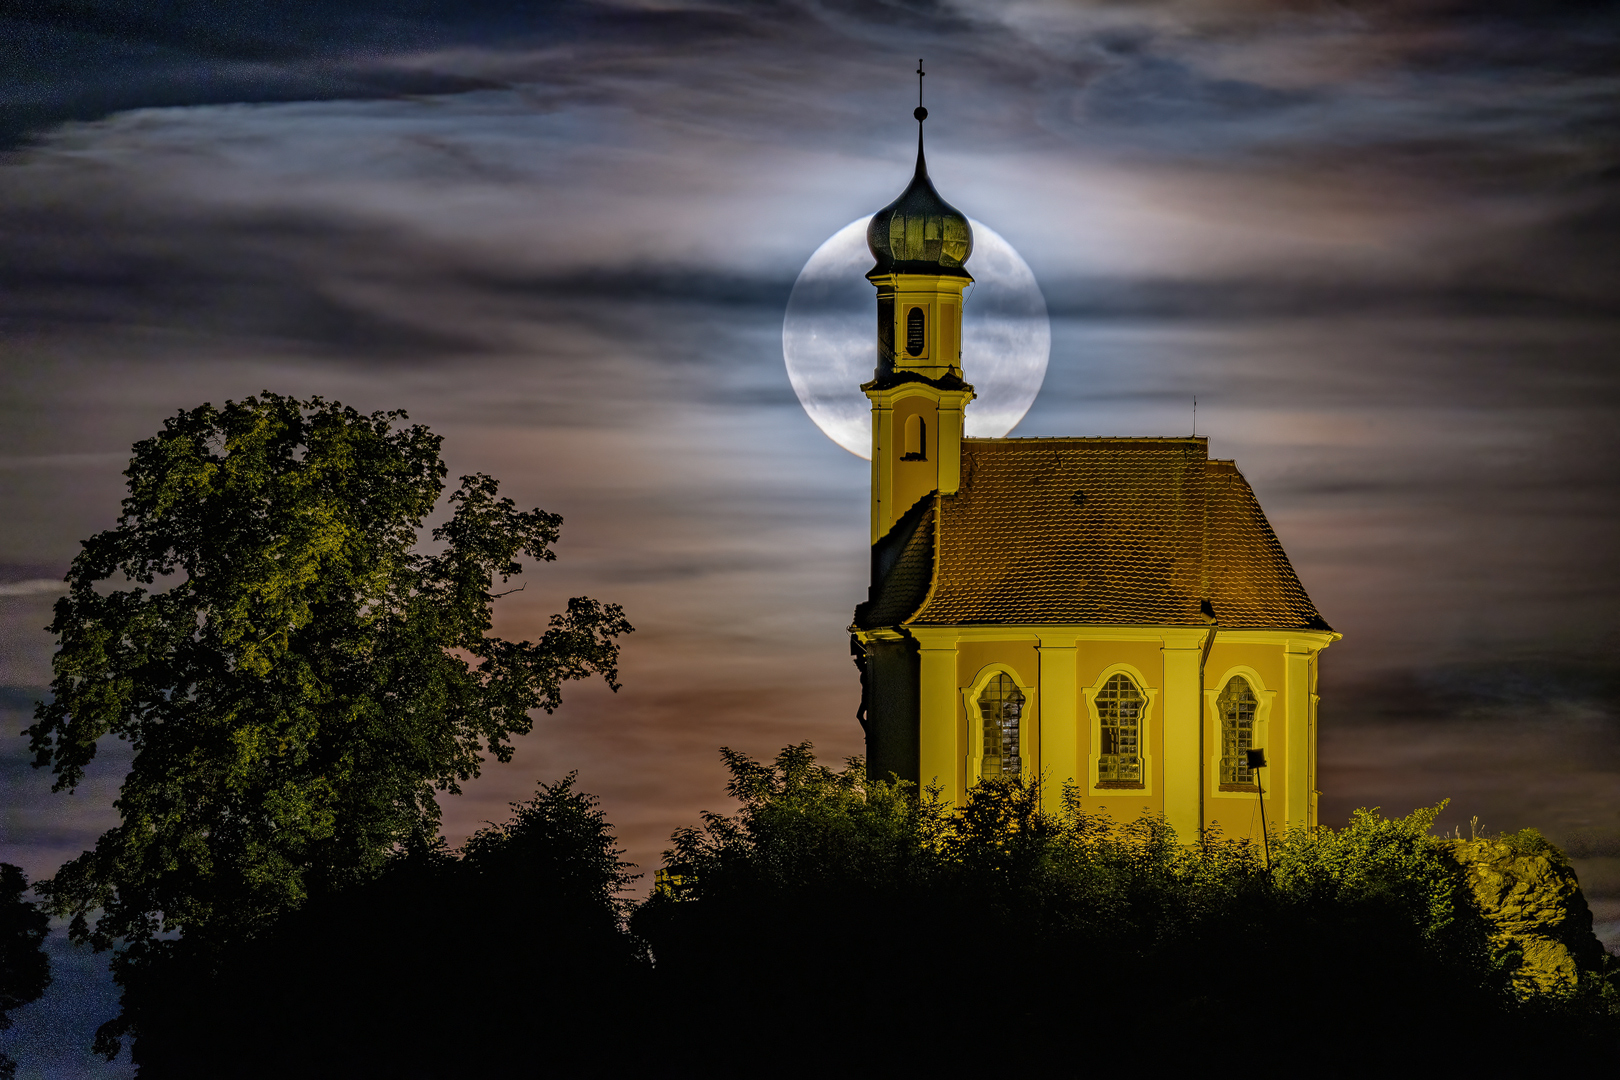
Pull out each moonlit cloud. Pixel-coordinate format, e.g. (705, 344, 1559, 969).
(0, 580, 66, 598)
(1, 3, 1618, 1066)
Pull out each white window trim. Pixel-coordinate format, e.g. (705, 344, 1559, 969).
(1204, 665, 1277, 803)
(961, 664, 1036, 785)
(1083, 663, 1157, 796)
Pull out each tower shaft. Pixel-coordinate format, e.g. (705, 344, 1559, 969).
(864, 270, 973, 543)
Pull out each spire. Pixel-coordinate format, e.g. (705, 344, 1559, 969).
(915, 57, 928, 171)
(866, 59, 973, 279)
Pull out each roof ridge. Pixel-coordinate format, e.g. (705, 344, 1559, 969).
(964, 435, 1208, 444)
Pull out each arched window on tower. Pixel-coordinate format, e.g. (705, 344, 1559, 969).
(977, 674, 1024, 780)
(1097, 673, 1144, 784)
(906, 307, 926, 356)
(1218, 676, 1259, 788)
(902, 413, 926, 460)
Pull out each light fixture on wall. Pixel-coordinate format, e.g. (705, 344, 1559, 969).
(1246, 748, 1271, 870)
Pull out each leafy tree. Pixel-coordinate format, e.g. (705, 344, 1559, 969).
(25, 393, 631, 1057)
(655, 743, 948, 899)
(0, 865, 51, 1080)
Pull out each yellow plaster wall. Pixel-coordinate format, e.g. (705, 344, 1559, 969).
(899, 629, 1332, 831)
(1077, 639, 1162, 689)
(1205, 641, 1284, 695)
(1204, 640, 1288, 844)
(1308, 651, 1320, 828)
(890, 395, 939, 524)
(888, 276, 967, 375)
(1074, 638, 1164, 820)
(1268, 675, 1288, 834)
(957, 640, 1038, 688)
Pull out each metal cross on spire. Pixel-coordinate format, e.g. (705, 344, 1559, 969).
(915, 59, 927, 123)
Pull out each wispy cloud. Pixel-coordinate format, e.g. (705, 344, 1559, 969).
(0, 580, 65, 598)
(0, 0, 1616, 983)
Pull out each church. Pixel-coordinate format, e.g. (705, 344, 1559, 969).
(850, 110, 1338, 845)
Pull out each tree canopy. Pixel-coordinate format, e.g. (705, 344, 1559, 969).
(635, 745, 1619, 1071)
(25, 393, 631, 1055)
(37, 735, 1614, 1074)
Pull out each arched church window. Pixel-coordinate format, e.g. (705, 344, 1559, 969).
(1218, 676, 1259, 787)
(906, 307, 926, 356)
(977, 674, 1024, 780)
(1097, 673, 1144, 783)
(902, 413, 926, 460)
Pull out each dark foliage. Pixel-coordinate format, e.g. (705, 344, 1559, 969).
(634, 744, 1620, 1073)
(25, 393, 631, 1060)
(47, 743, 1618, 1076)
(0, 865, 51, 1080)
(127, 775, 644, 1079)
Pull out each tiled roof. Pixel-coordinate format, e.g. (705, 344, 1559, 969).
(1202, 459, 1325, 630)
(855, 495, 935, 630)
(862, 437, 1328, 631)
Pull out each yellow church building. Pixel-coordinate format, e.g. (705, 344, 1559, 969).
(850, 113, 1338, 845)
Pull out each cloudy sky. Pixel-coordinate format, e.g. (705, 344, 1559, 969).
(2, 1, 1618, 1069)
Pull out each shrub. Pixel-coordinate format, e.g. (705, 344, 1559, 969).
(636, 745, 1618, 1071)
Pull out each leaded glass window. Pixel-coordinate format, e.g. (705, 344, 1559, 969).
(1097, 673, 1143, 783)
(977, 674, 1024, 780)
(1219, 676, 1258, 785)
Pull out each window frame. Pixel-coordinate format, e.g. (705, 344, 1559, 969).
(1203, 665, 1276, 802)
(1083, 664, 1157, 795)
(961, 664, 1036, 786)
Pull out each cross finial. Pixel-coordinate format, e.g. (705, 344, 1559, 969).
(914, 59, 927, 122)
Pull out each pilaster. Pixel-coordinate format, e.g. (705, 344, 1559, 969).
(1308, 653, 1320, 828)
(937, 394, 965, 495)
(1161, 634, 1204, 844)
(1037, 634, 1079, 814)
(915, 630, 962, 802)
(1284, 641, 1314, 831)
(870, 399, 893, 545)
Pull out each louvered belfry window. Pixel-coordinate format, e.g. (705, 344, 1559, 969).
(1219, 676, 1259, 785)
(977, 674, 1024, 780)
(1097, 673, 1144, 783)
(906, 306, 926, 356)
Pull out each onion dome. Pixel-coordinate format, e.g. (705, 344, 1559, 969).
(867, 117, 973, 279)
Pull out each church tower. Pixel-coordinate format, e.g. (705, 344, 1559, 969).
(856, 99, 977, 784)
(851, 88, 1339, 845)
(862, 105, 975, 544)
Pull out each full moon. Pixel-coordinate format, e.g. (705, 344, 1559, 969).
(783, 216, 1050, 459)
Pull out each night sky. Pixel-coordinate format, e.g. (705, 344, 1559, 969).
(2, 3, 1618, 1071)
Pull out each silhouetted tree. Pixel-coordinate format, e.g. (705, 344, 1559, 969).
(130, 775, 644, 1079)
(636, 744, 1617, 1072)
(0, 864, 51, 1080)
(25, 394, 632, 1061)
